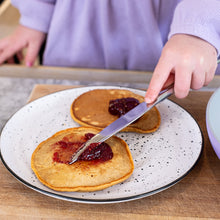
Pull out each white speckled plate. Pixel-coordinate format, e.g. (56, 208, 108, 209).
(0, 86, 203, 204)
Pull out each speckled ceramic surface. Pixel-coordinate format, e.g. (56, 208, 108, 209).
(0, 86, 203, 204)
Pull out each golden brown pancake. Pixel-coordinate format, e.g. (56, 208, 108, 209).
(31, 127, 134, 192)
(71, 89, 160, 133)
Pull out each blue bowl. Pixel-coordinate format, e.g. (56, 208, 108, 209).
(206, 87, 220, 159)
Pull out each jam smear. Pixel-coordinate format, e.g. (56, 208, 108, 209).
(52, 133, 113, 164)
(78, 142, 113, 161)
(109, 97, 140, 117)
(53, 141, 82, 164)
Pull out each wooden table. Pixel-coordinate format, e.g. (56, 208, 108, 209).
(0, 84, 219, 220)
(0, 0, 20, 39)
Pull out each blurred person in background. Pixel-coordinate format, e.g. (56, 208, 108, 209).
(0, 0, 219, 102)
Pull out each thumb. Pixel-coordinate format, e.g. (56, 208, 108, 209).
(25, 41, 42, 67)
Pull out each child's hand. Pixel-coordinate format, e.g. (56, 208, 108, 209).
(0, 25, 46, 66)
(145, 34, 218, 103)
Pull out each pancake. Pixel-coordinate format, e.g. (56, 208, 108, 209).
(71, 89, 161, 133)
(31, 127, 134, 192)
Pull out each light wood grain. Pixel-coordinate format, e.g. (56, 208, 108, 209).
(0, 65, 153, 86)
(1, 65, 220, 90)
(0, 1, 20, 39)
(27, 84, 78, 103)
(0, 84, 219, 219)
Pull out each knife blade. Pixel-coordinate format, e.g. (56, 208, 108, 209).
(69, 85, 174, 164)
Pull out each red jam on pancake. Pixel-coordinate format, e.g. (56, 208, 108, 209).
(31, 127, 134, 192)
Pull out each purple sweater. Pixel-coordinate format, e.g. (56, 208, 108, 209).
(12, 0, 220, 74)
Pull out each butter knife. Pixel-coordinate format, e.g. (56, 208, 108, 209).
(69, 85, 174, 164)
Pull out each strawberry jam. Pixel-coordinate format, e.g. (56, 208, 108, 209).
(52, 133, 113, 164)
(52, 141, 82, 164)
(109, 97, 140, 117)
(78, 142, 113, 161)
